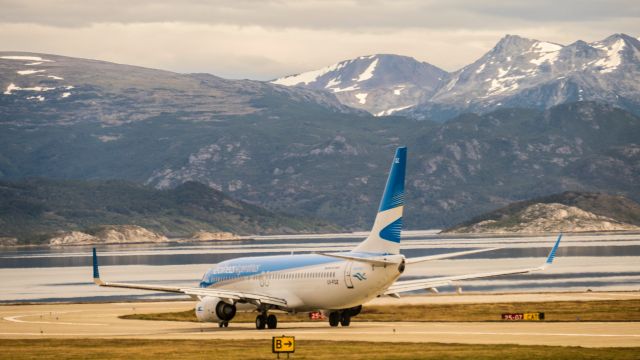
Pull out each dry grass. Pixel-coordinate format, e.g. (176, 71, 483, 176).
(121, 299, 640, 323)
(0, 339, 638, 360)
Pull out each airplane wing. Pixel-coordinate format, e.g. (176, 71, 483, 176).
(318, 247, 499, 266)
(384, 234, 563, 296)
(91, 249, 287, 307)
(405, 247, 500, 264)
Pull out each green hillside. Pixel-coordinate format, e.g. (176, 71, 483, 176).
(0, 179, 340, 244)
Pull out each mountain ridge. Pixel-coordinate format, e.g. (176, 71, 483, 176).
(405, 33, 640, 121)
(272, 33, 640, 120)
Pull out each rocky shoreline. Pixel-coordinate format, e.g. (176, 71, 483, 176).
(33, 225, 241, 247)
(446, 202, 640, 234)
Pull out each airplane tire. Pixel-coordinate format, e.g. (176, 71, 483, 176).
(329, 312, 340, 327)
(340, 314, 351, 327)
(267, 314, 278, 329)
(255, 314, 266, 330)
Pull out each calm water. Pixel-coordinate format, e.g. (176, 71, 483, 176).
(1, 231, 639, 302)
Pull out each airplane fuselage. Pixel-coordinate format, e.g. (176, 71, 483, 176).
(199, 253, 404, 311)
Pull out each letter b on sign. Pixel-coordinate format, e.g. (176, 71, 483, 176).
(272, 336, 295, 353)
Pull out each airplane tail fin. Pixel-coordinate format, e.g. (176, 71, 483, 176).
(353, 146, 406, 255)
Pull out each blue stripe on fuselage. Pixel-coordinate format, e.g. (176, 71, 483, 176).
(199, 254, 340, 288)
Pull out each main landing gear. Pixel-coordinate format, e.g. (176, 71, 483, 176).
(328, 311, 351, 327)
(328, 305, 361, 327)
(255, 312, 278, 330)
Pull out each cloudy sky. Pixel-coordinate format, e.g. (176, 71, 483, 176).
(1, 0, 639, 80)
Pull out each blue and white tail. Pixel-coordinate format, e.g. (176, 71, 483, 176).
(353, 147, 406, 255)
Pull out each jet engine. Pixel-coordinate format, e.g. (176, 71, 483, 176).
(195, 297, 237, 322)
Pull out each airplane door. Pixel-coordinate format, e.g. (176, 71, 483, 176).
(344, 261, 354, 289)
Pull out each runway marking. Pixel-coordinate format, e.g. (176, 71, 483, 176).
(293, 330, 640, 338)
(3, 313, 105, 326)
(0, 332, 138, 336)
(155, 323, 640, 339)
(113, 302, 193, 306)
(1, 330, 638, 339)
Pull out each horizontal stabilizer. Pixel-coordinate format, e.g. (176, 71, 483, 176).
(318, 252, 400, 266)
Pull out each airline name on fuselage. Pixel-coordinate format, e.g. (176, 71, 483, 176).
(210, 264, 261, 274)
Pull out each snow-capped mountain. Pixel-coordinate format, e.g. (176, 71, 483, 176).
(273, 34, 640, 121)
(272, 54, 448, 116)
(403, 33, 640, 120)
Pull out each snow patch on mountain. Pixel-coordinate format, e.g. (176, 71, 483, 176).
(17, 69, 45, 75)
(1, 55, 53, 62)
(325, 77, 341, 88)
(375, 104, 414, 116)
(592, 39, 626, 73)
(4, 83, 56, 95)
(529, 41, 562, 66)
(355, 92, 368, 104)
(272, 60, 349, 86)
(332, 84, 360, 93)
(354, 58, 378, 82)
(394, 86, 405, 95)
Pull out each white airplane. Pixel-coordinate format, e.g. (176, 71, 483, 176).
(92, 146, 562, 329)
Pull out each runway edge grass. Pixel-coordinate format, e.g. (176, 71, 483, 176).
(0, 339, 638, 360)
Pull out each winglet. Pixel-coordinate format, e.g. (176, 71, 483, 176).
(92, 248, 104, 285)
(543, 233, 562, 267)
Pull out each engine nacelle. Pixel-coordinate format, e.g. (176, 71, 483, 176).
(195, 297, 237, 322)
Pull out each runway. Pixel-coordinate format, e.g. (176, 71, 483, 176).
(1, 293, 639, 348)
